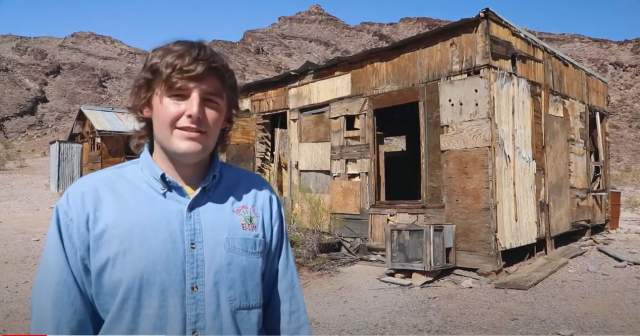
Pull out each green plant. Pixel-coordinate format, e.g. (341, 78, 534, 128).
(259, 159, 336, 269)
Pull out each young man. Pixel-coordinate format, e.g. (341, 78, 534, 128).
(30, 40, 312, 336)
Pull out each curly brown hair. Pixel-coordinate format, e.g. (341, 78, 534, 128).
(127, 40, 238, 154)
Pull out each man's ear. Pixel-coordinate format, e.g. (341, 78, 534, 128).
(141, 105, 152, 118)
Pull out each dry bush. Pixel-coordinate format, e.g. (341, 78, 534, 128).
(260, 160, 335, 269)
(0, 140, 27, 170)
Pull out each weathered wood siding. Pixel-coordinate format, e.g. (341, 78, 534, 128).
(328, 97, 371, 216)
(488, 19, 607, 110)
(439, 73, 498, 270)
(421, 83, 443, 205)
(351, 22, 487, 96)
(288, 74, 352, 109)
(544, 100, 572, 236)
(443, 148, 498, 270)
(101, 136, 126, 169)
(249, 88, 288, 114)
(491, 71, 538, 250)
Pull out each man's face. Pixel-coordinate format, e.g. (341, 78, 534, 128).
(142, 75, 228, 164)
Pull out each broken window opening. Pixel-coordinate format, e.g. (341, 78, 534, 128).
(265, 112, 289, 197)
(374, 101, 422, 202)
(588, 112, 605, 190)
(345, 115, 357, 131)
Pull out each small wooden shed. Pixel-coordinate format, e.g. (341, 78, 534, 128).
(67, 105, 140, 176)
(225, 8, 611, 271)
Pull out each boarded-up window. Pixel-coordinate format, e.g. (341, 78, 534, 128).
(299, 105, 330, 143)
(300, 171, 331, 194)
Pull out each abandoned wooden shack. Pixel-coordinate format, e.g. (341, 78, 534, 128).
(224, 8, 611, 272)
(67, 105, 140, 176)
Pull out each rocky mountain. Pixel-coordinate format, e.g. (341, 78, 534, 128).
(0, 4, 637, 170)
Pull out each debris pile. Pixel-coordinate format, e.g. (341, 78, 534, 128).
(374, 227, 639, 290)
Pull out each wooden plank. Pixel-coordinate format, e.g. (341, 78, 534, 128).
(330, 97, 367, 118)
(369, 214, 387, 244)
(570, 188, 592, 223)
(298, 142, 331, 171)
(531, 85, 544, 170)
(455, 251, 500, 271)
(288, 74, 352, 109)
(300, 171, 331, 194)
(545, 113, 572, 236)
(289, 116, 299, 188)
(597, 246, 640, 265)
(228, 116, 256, 144)
(250, 87, 288, 114)
(489, 35, 542, 63)
(492, 71, 538, 250)
(494, 245, 584, 290)
(438, 75, 490, 126)
(440, 119, 491, 151)
(330, 180, 361, 214)
(351, 51, 419, 96)
(566, 98, 588, 189)
(443, 148, 493, 254)
(254, 116, 272, 176)
(493, 258, 568, 290)
(330, 117, 344, 147)
(423, 82, 443, 205)
(330, 144, 370, 160)
(370, 87, 419, 110)
(416, 23, 482, 82)
(300, 109, 330, 143)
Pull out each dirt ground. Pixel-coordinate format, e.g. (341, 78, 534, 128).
(1, 157, 639, 335)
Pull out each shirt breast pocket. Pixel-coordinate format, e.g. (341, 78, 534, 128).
(225, 236, 266, 310)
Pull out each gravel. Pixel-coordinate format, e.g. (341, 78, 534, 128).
(2, 157, 640, 335)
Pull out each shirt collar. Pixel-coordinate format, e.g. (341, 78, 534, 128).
(139, 143, 221, 193)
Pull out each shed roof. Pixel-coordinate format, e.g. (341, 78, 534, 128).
(79, 105, 140, 135)
(239, 7, 606, 94)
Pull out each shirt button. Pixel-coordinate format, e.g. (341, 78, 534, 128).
(192, 330, 199, 336)
(191, 285, 198, 292)
(190, 243, 196, 249)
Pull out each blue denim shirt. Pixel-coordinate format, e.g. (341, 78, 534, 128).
(30, 146, 311, 335)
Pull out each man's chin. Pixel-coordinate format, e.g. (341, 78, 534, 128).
(171, 143, 216, 163)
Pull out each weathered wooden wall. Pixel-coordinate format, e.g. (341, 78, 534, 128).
(226, 13, 610, 271)
(439, 72, 499, 270)
(487, 18, 608, 110)
(490, 71, 538, 251)
(101, 136, 126, 169)
(487, 16, 610, 246)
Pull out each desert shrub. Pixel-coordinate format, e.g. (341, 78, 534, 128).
(260, 160, 335, 268)
(0, 140, 26, 169)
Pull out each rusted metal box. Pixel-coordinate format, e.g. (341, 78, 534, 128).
(385, 223, 456, 271)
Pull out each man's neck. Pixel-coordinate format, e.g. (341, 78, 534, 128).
(150, 143, 211, 188)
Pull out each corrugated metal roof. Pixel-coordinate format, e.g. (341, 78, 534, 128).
(80, 106, 140, 134)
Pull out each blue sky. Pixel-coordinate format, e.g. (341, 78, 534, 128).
(0, 0, 638, 51)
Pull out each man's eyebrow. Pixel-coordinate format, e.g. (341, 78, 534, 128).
(202, 87, 226, 98)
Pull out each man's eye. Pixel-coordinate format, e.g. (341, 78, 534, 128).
(170, 94, 188, 100)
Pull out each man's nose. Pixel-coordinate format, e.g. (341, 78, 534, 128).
(185, 94, 205, 118)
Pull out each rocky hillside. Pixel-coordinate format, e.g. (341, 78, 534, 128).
(0, 4, 637, 169)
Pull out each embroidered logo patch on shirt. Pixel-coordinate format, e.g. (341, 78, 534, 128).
(234, 205, 260, 232)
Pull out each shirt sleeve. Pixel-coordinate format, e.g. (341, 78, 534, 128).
(262, 195, 312, 336)
(30, 200, 103, 335)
